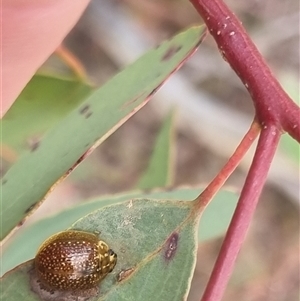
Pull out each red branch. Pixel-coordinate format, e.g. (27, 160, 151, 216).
(194, 120, 260, 209)
(188, 1, 300, 301)
(190, 0, 300, 141)
(201, 125, 281, 301)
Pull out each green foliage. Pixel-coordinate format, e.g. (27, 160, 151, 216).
(0, 26, 206, 240)
(1, 188, 237, 276)
(2, 75, 93, 155)
(0, 23, 241, 301)
(137, 111, 175, 189)
(1, 198, 199, 300)
(280, 134, 299, 164)
(279, 73, 300, 163)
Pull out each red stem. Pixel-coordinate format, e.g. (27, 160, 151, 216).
(201, 125, 281, 301)
(187, 1, 299, 300)
(190, 0, 300, 142)
(194, 120, 260, 209)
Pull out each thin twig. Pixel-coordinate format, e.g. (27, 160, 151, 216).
(201, 125, 281, 301)
(194, 119, 260, 210)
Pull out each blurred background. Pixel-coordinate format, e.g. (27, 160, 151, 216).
(10, 0, 300, 300)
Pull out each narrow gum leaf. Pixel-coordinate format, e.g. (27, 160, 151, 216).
(1, 188, 237, 276)
(1, 198, 200, 301)
(1, 75, 93, 156)
(137, 110, 175, 189)
(0, 26, 206, 240)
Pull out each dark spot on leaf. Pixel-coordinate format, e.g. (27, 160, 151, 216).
(148, 82, 164, 98)
(117, 268, 135, 282)
(27, 137, 41, 152)
(85, 112, 92, 119)
(17, 220, 25, 227)
(119, 247, 126, 253)
(148, 87, 159, 98)
(2, 179, 7, 185)
(66, 150, 91, 176)
(76, 151, 90, 165)
(79, 105, 90, 114)
(121, 92, 146, 110)
(164, 232, 179, 261)
(30, 140, 40, 152)
(79, 104, 93, 119)
(25, 202, 38, 214)
(162, 45, 182, 61)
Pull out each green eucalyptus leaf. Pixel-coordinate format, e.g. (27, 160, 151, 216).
(279, 134, 300, 164)
(1, 75, 93, 156)
(0, 263, 37, 301)
(137, 110, 175, 189)
(1, 198, 200, 301)
(1, 188, 237, 276)
(0, 26, 206, 240)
